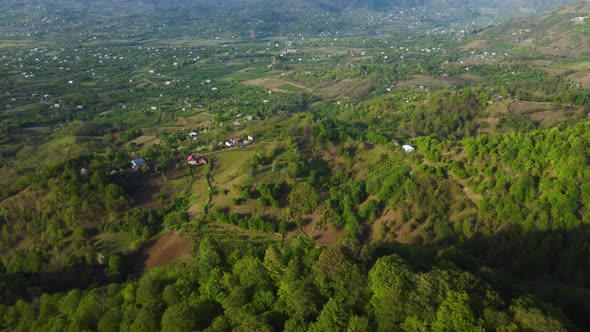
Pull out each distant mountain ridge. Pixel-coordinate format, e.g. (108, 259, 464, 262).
(1, 0, 577, 13)
(207, 0, 575, 14)
(0, 0, 582, 39)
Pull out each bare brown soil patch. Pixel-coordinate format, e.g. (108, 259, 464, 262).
(300, 213, 343, 246)
(139, 231, 192, 270)
(510, 101, 549, 112)
(530, 59, 554, 67)
(461, 39, 490, 51)
(529, 109, 584, 127)
(567, 71, 590, 86)
(242, 78, 310, 93)
(319, 79, 367, 98)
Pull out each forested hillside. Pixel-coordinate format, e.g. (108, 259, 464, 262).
(2, 0, 590, 331)
(0, 240, 569, 331)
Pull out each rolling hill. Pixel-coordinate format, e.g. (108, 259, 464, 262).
(472, 1, 590, 56)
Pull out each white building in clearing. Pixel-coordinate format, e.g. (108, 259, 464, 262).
(402, 145, 415, 152)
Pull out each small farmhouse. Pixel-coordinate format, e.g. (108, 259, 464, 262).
(187, 154, 198, 165)
(402, 145, 415, 153)
(131, 157, 146, 169)
(187, 154, 207, 165)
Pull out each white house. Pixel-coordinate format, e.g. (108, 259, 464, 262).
(402, 145, 415, 153)
(131, 157, 146, 169)
(189, 132, 198, 139)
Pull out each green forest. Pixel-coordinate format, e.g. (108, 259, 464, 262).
(0, 239, 569, 332)
(2, 0, 590, 331)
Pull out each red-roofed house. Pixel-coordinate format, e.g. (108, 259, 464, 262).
(187, 154, 198, 165)
(188, 154, 208, 166)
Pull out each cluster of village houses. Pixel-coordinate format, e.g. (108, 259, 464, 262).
(186, 154, 207, 166)
(124, 132, 257, 173)
(123, 132, 415, 175)
(126, 154, 207, 172)
(225, 135, 255, 147)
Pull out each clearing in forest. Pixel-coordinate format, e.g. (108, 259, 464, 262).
(177, 112, 215, 128)
(508, 101, 582, 126)
(129, 135, 160, 148)
(138, 231, 192, 270)
(127, 169, 191, 209)
(242, 78, 310, 93)
(396, 75, 463, 89)
(227, 68, 268, 82)
(11, 126, 51, 136)
(94, 232, 136, 254)
(319, 78, 370, 98)
(461, 39, 491, 51)
(187, 166, 210, 218)
(299, 213, 343, 247)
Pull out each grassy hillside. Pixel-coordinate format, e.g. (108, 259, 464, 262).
(2, 0, 590, 330)
(474, 2, 590, 56)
